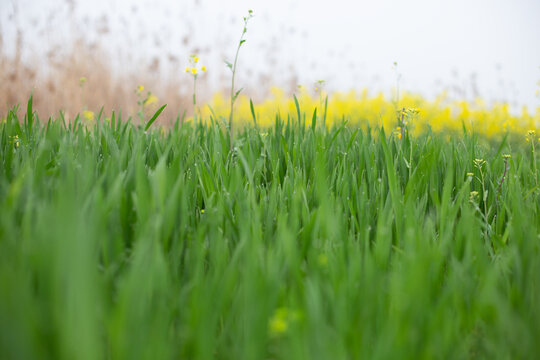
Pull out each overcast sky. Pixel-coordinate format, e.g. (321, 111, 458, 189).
(1, 0, 539, 109)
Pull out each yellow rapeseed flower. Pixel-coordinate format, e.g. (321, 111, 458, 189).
(317, 253, 328, 267)
(268, 308, 291, 337)
(268, 316, 287, 336)
(194, 56, 199, 63)
(185, 66, 190, 73)
(82, 110, 94, 121)
(137, 85, 144, 93)
(143, 94, 159, 106)
(191, 67, 197, 75)
(11, 135, 20, 148)
(201, 65, 207, 72)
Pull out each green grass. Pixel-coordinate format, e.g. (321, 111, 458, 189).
(1, 102, 539, 359)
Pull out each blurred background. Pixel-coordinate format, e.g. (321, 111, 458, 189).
(1, 0, 539, 120)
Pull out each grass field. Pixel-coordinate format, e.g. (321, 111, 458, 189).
(1, 97, 539, 359)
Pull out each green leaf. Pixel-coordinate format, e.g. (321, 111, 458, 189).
(380, 130, 403, 242)
(26, 94, 34, 137)
(311, 108, 317, 129)
(293, 94, 301, 124)
(233, 88, 243, 101)
(225, 61, 233, 70)
(144, 104, 167, 131)
(323, 95, 328, 128)
(249, 99, 258, 129)
(96, 106, 105, 122)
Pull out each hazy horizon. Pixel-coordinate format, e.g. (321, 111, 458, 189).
(1, 0, 539, 112)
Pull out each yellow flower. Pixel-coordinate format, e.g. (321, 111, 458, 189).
(11, 135, 20, 148)
(191, 67, 197, 75)
(268, 316, 287, 336)
(137, 85, 144, 93)
(184, 66, 190, 73)
(143, 94, 159, 106)
(201, 65, 207, 72)
(82, 110, 94, 121)
(528, 129, 536, 136)
(317, 253, 328, 267)
(193, 56, 199, 63)
(268, 308, 290, 336)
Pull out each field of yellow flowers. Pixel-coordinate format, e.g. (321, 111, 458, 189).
(203, 88, 539, 142)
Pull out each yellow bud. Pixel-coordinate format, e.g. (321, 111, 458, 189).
(185, 66, 190, 73)
(201, 65, 206, 72)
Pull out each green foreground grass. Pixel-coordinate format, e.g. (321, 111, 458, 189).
(1, 104, 539, 359)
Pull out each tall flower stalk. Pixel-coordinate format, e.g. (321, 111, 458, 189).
(185, 54, 206, 124)
(226, 10, 253, 150)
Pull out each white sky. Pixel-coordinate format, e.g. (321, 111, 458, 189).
(1, 0, 540, 109)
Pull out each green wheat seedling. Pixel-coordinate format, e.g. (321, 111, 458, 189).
(527, 129, 538, 189)
(314, 80, 328, 127)
(0, 97, 539, 359)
